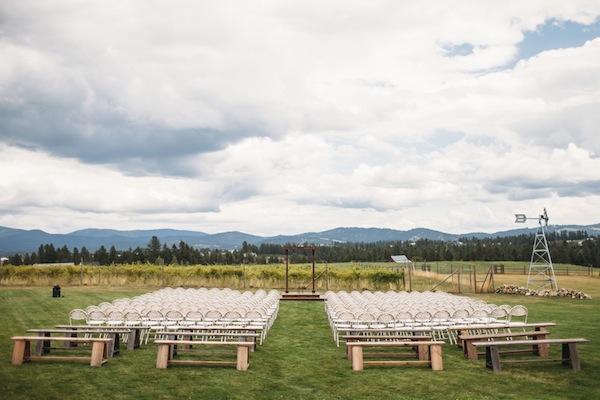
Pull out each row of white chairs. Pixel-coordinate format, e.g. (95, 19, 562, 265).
(69, 287, 281, 344)
(100, 288, 276, 312)
(324, 290, 528, 345)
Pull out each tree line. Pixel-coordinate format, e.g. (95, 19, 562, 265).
(4, 230, 599, 268)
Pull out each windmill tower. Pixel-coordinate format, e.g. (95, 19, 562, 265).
(514, 208, 558, 291)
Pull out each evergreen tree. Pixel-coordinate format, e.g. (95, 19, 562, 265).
(109, 246, 119, 264)
(72, 247, 81, 264)
(94, 246, 109, 265)
(80, 246, 91, 262)
(9, 253, 23, 265)
(146, 236, 161, 263)
(56, 245, 71, 263)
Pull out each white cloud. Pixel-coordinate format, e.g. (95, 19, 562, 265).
(0, 145, 222, 230)
(1, 1, 600, 237)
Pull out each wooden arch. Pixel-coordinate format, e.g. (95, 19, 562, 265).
(283, 245, 316, 293)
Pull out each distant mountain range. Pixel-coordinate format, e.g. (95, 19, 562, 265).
(1, 224, 599, 256)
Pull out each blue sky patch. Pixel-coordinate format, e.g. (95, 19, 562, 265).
(442, 42, 475, 57)
(516, 18, 600, 61)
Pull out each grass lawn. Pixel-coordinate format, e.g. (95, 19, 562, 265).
(0, 282, 599, 400)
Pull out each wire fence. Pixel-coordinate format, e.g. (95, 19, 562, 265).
(412, 262, 595, 277)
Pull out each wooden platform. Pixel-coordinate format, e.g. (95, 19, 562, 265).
(281, 292, 324, 301)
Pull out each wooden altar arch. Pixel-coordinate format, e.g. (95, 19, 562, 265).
(283, 245, 317, 293)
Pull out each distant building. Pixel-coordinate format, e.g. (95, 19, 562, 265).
(33, 262, 75, 267)
(391, 255, 414, 271)
(391, 255, 410, 263)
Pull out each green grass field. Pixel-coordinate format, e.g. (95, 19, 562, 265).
(1, 278, 598, 400)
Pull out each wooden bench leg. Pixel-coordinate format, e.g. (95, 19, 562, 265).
(62, 333, 77, 348)
(430, 344, 443, 371)
(466, 341, 478, 360)
(417, 343, 429, 361)
(239, 335, 255, 352)
(90, 341, 107, 367)
(129, 328, 141, 350)
(156, 343, 170, 369)
(484, 346, 502, 372)
(111, 333, 120, 356)
(457, 330, 466, 348)
(346, 340, 356, 361)
(236, 346, 249, 371)
(536, 335, 549, 357)
(105, 334, 116, 358)
(563, 343, 581, 370)
(488, 347, 502, 373)
(351, 346, 364, 371)
(34, 333, 49, 356)
(12, 339, 30, 365)
(170, 342, 177, 358)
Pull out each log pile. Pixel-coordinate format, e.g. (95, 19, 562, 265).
(495, 284, 592, 299)
(495, 285, 537, 296)
(537, 288, 592, 299)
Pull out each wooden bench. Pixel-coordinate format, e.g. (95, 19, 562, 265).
(448, 322, 556, 347)
(334, 326, 432, 346)
(472, 338, 589, 373)
(346, 341, 445, 371)
(11, 336, 112, 367)
(156, 331, 260, 352)
(27, 328, 132, 357)
(55, 324, 148, 350)
(160, 325, 266, 344)
(155, 340, 254, 371)
(459, 330, 551, 360)
(344, 334, 433, 360)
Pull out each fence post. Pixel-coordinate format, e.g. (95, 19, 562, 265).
(326, 261, 329, 291)
(473, 265, 477, 293)
(408, 262, 412, 292)
(469, 266, 472, 290)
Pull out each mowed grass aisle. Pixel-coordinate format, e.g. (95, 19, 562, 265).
(248, 300, 356, 399)
(1, 286, 599, 400)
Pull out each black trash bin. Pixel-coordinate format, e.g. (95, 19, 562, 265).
(52, 285, 61, 298)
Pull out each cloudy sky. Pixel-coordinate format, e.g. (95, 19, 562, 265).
(1, 1, 600, 236)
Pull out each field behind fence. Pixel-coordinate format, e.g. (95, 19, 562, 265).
(0, 263, 406, 292)
(1, 261, 596, 294)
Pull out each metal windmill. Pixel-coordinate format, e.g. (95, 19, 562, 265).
(514, 208, 558, 291)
